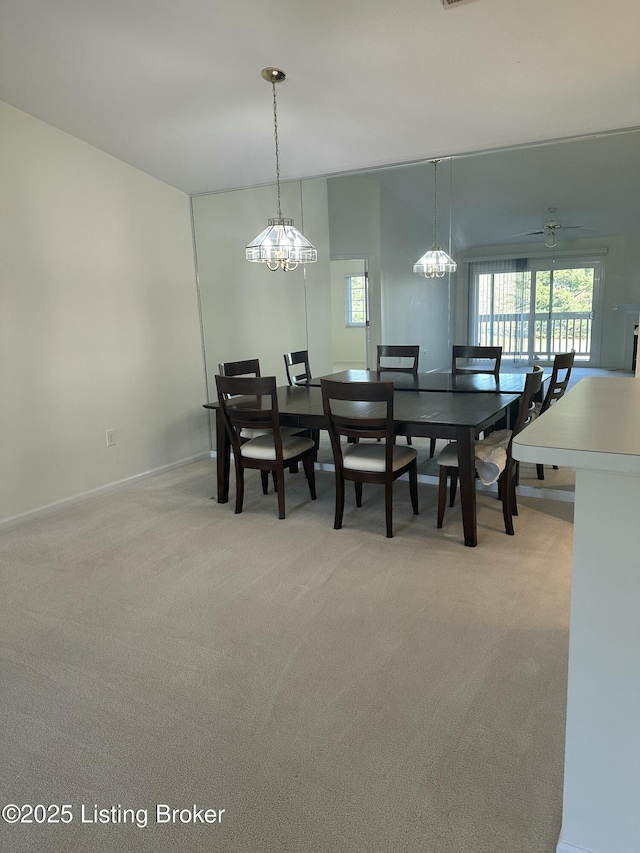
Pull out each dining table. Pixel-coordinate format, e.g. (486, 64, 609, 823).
(308, 368, 546, 394)
(204, 385, 518, 547)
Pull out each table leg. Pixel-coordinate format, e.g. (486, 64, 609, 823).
(216, 408, 230, 503)
(456, 426, 477, 547)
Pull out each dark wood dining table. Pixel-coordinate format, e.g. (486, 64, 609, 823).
(204, 385, 518, 547)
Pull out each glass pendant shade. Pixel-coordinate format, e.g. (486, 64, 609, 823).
(413, 247, 457, 278)
(246, 217, 317, 272)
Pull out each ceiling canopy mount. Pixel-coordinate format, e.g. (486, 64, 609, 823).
(261, 67, 286, 83)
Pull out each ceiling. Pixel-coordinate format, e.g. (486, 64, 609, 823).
(371, 129, 640, 249)
(1, 0, 639, 196)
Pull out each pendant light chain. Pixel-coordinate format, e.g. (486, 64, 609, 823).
(272, 80, 283, 221)
(432, 159, 440, 246)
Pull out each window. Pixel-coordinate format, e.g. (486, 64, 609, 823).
(470, 256, 602, 363)
(345, 274, 367, 327)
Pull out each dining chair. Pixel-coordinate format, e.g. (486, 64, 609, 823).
(283, 349, 320, 453)
(535, 351, 575, 480)
(376, 344, 420, 373)
(284, 350, 312, 385)
(218, 358, 304, 468)
(321, 378, 419, 538)
(451, 345, 502, 376)
(436, 366, 542, 536)
(375, 344, 424, 450)
(451, 345, 503, 447)
(215, 375, 317, 519)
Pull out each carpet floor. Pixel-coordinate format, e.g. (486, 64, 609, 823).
(0, 460, 573, 852)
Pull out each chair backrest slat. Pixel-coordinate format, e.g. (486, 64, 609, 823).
(218, 359, 261, 378)
(376, 344, 419, 373)
(284, 350, 311, 385)
(541, 352, 575, 413)
(321, 378, 395, 465)
(452, 345, 502, 376)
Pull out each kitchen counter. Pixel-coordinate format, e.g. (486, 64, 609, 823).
(513, 376, 640, 853)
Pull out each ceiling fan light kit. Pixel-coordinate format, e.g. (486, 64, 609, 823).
(522, 207, 587, 249)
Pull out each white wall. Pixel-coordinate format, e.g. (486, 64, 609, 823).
(192, 178, 332, 445)
(330, 260, 368, 369)
(327, 175, 382, 369)
(327, 170, 455, 372)
(0, 102, 209, 524)
(378, 171, 455, 372)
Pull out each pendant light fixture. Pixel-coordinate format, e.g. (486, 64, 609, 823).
(413, 158, 457, 278)
(245, 68, 317, 272)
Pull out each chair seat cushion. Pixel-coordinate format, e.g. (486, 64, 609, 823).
(342, 442, 417, 473)
(240, 433, 315, 461)
(240, 426, 302, 439)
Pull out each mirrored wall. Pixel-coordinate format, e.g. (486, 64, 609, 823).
(192, 127, 640, 434)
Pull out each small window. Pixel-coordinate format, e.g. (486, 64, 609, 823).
(345, 275, 367, 327)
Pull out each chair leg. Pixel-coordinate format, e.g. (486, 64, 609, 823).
(234, 460, 245, 514)
(260, 470, 269, 494)
(510, 464, 519, 517)
(437, 466, 448, 528)
(334, 473, 345, 530)
(385, 482, 393, 538)
(501, 469, 514, 535)
(354, 481, 363, 507)
(406, 435, 413, 446)
(429, 438, 436, 458)
(409, 461, 419, 515)
(536, 463, 545, 480)
(302, 454, 317, 500)
(275, 468, 286, 519)
(289, 461, 299, 474)
(311, 429, 320, 462)
(449, 471, 458, 508)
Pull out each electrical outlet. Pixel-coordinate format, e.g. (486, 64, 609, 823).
(105, 429, 117, 447)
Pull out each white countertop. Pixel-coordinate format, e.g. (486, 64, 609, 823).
(513, 376, 640, 474)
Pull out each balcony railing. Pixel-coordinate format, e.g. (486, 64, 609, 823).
(477, 311, 592, 358)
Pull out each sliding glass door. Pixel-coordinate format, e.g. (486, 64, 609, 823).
(473, 258, 601, 363)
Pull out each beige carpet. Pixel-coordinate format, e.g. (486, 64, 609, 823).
(0, 460, 573, 852)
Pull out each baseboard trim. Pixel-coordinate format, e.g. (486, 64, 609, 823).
(512, 483, 575, 502)
(557, 840, 598, 853)
(0, 453, 210, 530)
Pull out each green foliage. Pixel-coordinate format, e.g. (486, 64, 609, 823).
(479, 267, 594, 315)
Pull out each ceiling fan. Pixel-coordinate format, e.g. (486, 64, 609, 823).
(521, 207, 587, 248)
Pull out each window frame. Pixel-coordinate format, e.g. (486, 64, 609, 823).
(344, 274, 367, 328)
